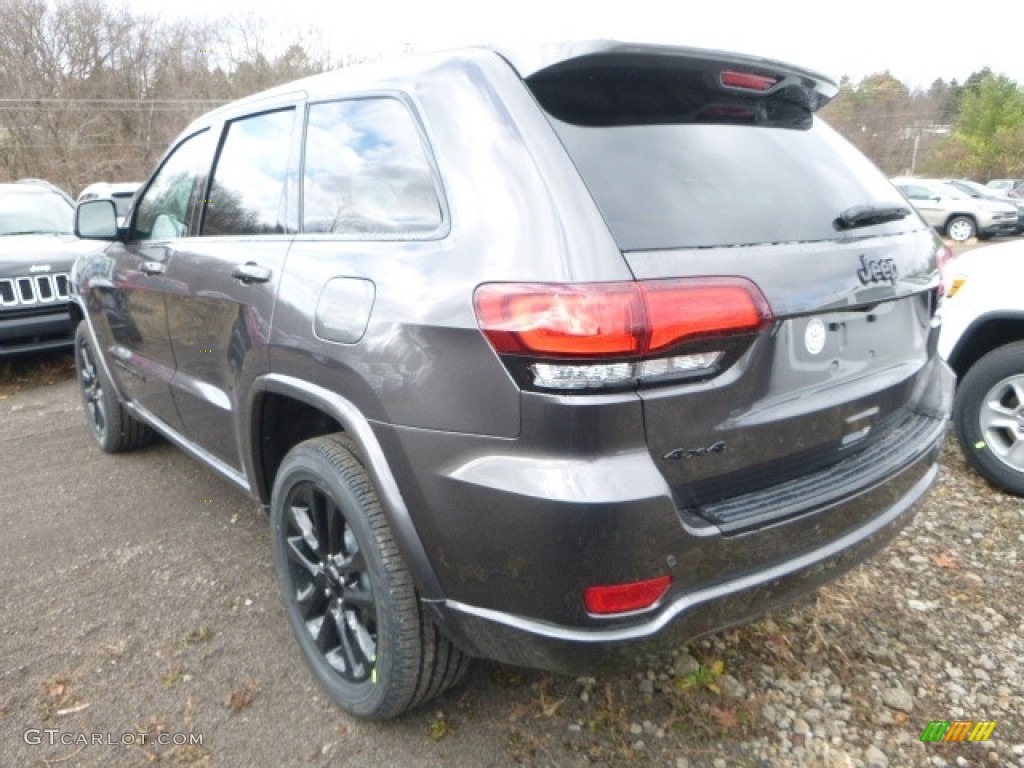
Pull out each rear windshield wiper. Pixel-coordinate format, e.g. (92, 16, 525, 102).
(834, 204, 911, 231)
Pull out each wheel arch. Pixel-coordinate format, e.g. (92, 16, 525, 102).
(947, 311, 1024, 381)
(247, 373, 446, 601)
(69, 300, 127, 404)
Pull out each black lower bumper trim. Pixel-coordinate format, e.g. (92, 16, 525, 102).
(694, 411, 945, 534)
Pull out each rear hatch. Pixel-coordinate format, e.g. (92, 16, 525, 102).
(518, 44, 946, 531)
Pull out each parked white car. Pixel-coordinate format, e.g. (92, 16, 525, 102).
(939, 240, 1024, 494)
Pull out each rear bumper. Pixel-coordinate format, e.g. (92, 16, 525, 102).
(432, 433, 940, 673)
(376, 358, 952, 673)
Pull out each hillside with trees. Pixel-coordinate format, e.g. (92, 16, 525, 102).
(0, 0, 332, 193)
(1, 0, 1022, 194)
(822, 68, 1024, 180)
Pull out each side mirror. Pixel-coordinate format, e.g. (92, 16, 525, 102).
(75, 199, 119, 240)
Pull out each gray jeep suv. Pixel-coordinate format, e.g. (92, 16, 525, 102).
(71, 42, 953, 720)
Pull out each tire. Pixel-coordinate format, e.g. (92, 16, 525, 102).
(953, 341, 1024, 496)
(270, 434, 470, 720)
(74, 322, 154, 453)
(945, 215, 976, 242)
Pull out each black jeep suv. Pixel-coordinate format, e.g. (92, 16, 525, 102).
(0, 180, 98, 356)
(71, 42, 953, 720)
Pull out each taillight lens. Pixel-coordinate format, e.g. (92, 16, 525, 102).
(475, 278, 770, 357)
(935, 244, 955, 296)
(473, 278, 772, 391)
(642, 279, 770, 352)
(472, 283, 645, 358)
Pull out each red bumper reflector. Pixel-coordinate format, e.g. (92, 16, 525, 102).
(584, 575, 672, 615)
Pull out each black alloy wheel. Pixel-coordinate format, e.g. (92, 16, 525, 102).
(271, 434, 469, 720)
(76, 326, 109, 445)
(281, 479, 378, 683)
(74, 322, 152, 453)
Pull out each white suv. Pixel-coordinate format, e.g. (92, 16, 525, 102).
(939, 240, 1024, 494)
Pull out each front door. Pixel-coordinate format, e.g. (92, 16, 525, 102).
(165, 107, 299, 473)
(99, 129, 216, 433)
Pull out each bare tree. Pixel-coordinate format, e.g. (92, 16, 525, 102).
(0, 0, 332, 194)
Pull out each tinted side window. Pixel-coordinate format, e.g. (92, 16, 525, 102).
(202, 108, 296, 236)
(135, 130, 213, 241)
(302, 98, 441, 235)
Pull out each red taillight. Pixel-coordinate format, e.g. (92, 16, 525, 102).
(642, 279, 771, 352)
(584, 575, 672, 615)
(472, 283, 645, 358)
(935, 243, 954, 296)
(473, 278, 771, 359)
(720, 70, 778, 92)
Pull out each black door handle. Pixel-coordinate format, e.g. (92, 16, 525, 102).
(231, 262, 272, 284)
(140, 261, 166, 276)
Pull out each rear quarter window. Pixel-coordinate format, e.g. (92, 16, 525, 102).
(301, 98, 443, 236)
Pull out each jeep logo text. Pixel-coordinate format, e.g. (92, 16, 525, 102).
(856, 254, 898, 285)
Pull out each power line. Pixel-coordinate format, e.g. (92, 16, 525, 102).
(0, 142, 167, 149)
(0, 98, 226, 104)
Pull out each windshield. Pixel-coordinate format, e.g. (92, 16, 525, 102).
(0, 190, 73, 235)
(954, 180, 988, 196)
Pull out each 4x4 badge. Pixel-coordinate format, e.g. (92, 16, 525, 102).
(856, 254, 898, 285)
(663, 441, 727, 460)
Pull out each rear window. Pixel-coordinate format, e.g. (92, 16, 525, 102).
(528, 56, 911, 251)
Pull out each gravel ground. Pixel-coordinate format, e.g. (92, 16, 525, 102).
(1, 352, 1021, 767)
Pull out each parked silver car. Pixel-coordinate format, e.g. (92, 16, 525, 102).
(945, 178, 1024, 234)
(891, 177, 1018, 241)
